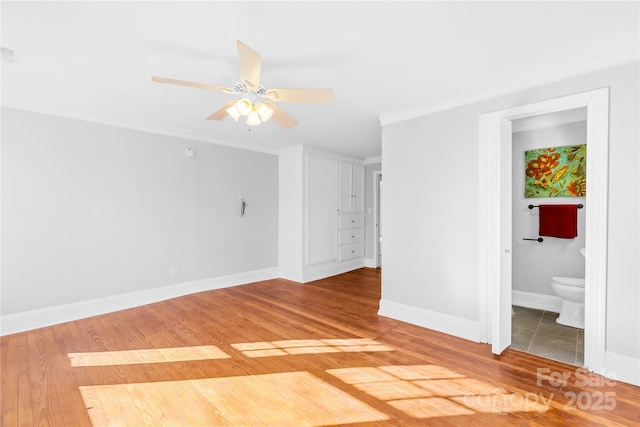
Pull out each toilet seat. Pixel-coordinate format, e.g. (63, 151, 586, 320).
(552, 276, 585, 288)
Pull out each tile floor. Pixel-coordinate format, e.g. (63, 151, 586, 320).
(511, 306, 584, 366)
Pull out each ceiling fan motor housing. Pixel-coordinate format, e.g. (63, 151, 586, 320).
(233, 82, 266, 98)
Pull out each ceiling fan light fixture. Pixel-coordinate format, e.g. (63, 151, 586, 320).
(246, 111, 262, 126)
(152, 41, 333, 129)
(256, 102, 274, 121)
(225, 103, 241, 121)
(236, 98, 254, 116)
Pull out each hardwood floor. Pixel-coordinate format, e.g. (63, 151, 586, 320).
(2, 268, 639, 426)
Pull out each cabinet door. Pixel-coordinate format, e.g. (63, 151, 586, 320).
(338, 162, 353, 213)
(305, 154, 339, 265)
(339, 228, 365, 245)
(351, 164, 365, 213)
(339, 243, 365, 261)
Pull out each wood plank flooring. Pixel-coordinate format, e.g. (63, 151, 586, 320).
(2, 268, 639, 426)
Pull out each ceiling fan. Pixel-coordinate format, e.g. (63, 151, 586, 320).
(152, 40, 334, 128)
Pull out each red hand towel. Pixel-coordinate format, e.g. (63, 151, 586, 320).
(538, 204, 578, 239)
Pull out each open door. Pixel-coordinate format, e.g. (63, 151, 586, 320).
(481, 88, 609, 370)
(492, 116, 512, 354)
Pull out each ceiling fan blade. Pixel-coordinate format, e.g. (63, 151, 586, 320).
(152, 76, 233, 94)
(267, 102, 298, 128)
(237, 40, 261, 90)
(206, 101, 236, 121)
(264, 88, 334, 104)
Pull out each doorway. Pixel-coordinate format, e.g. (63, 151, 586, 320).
(510, 110, 587, 366)
(373, 171, 382, 268)
(478, 88, 609, 375)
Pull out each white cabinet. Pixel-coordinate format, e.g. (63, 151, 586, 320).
(338, 162, 364, 213)
(338, 228, 365, 245)
(279, 145, 365, 283)
(339, 243, 365, 261)
(338, 213, 365, 229)
(305, 154, 338, 265)
(338, 213, 364, 261)
(338, 163, 365, 265)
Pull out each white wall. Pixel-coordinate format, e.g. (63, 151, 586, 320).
(512, 120, 587, 296)
(381, 61, 639, 361)
(1, 108, 278, 318)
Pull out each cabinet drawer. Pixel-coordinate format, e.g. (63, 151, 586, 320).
(339, 228, 364, 245)
(339, 243, 364, 261)
(339, 214, 364, 229)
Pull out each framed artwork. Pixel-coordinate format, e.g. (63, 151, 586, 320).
(525, 144, 586, 198)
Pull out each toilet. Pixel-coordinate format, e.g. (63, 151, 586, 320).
(551, 277, 585, 328)
(550, 248, 586, 329)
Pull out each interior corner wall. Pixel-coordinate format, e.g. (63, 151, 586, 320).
(381, 61, 639, 361)
(1, 107, 278, 317)
(380, 107, 481, 332)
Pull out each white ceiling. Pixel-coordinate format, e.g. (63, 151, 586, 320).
(2, 1, 638, 160)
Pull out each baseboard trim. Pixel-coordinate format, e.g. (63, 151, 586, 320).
(378, 299, 480, 343)
(302, 259, 365, 283)
(0, 267, 279, 336)
(512, 290, 562, 313)
(364, 258, 377, 268)
(604, 350, 640, 387)
(279, 259, 366, 284)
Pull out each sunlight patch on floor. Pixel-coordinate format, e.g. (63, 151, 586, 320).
(68, 345, 230, 367)
(451, 393, 550, 414)
(79, 371, 389, 426)
(327, 365, 550, 418)
(231, 338, 394, 358)
(389, 397, 476, 418)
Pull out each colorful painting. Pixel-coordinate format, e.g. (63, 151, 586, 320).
(525, 144, 586, 198)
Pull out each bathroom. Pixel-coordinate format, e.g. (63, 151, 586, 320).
(511, 108, 587, 366)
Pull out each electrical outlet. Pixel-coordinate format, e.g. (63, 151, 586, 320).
(170, 267, 179, 278)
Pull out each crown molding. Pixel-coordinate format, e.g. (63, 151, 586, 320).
(1, 104, 280, 155)
(379, 47, 639, 126)
(364, 156, 382, 165)
(278, 144, 364, 164)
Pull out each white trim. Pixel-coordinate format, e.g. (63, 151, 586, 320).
(279, 144, 364, 164)
(604, 351, 640, 387)
(479, 88, 609, 376)
(372, 170, 383, 269)
(512, 290, 562, 313)
(0, 267, 279, 336)
(278, 270, 304, 284)
(2, 105, 279, 155)
(364, 258, 377, 268)
(378, 299, 480, 343)
(303, 259, 365, 283)
(380, 48, 637, 126)
(365, 156, 382, 165)
(279, 259, 365, 284)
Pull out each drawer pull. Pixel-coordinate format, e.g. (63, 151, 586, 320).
(351, 235, 355, 238)
(351, 250, 355, 253)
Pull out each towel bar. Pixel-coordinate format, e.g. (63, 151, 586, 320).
(523, 237, 544, 242)
(528, 204, 583, 209)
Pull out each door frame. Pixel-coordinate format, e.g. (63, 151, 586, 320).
(372, 170, 382, 268)
(478, 88, 609, 374)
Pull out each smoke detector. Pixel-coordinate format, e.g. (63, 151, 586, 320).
(1, 47, 17, 63)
